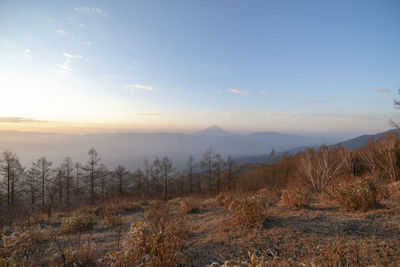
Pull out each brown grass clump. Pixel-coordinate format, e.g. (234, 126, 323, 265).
(103, 213, 124, 228)
(327, 177, 383, 212)
(228, 194, 268, 226)
(74, 205, 104, 217)
(179, 197, 201, 214)
(0, 227, 45, 266)
(388, 181, 400, 199)
(59, 215, 96, 234)
(104, 204, 187, 266)
(212, 236, 395, 266)
(201, 197, 218, 209)
(52, 235, 98, 267)
(255, 188, 281, 206)
(281, 188, 312, 208)
(216, 193, 234, 209)
(103, 200, 143, 216)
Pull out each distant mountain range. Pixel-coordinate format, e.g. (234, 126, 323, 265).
(0, 126, 335, 169)
(235, 129, 399, 164)
(196, 125, 236, 137)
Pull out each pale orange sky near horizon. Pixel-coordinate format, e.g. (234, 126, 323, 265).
(0, 110, 395, 140)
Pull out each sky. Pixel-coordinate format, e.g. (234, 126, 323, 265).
(0, 0, 399, 139)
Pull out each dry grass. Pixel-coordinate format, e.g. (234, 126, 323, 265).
(59, 215, 96, 234)
(281, 188, 312, 208)
(179, 197, 201, 214)
(211, 236, 393, 266)
(388, 181, 400, 199)
(106, 200, 143, 214)
(0, 227, 46, 266)
(216, 193, 234, 209)
(327, 177, 383, 211)
(227, 194, 269, 227)
(51, 234, 98, 266)
(2, 188, 400, 266)
(103, 203, 187, 266)
(103, 213, 124, 228)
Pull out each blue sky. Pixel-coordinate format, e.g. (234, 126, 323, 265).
(0, 0, 399, 138)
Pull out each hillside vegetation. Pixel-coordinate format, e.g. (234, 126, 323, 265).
(1, 132, 400, 266)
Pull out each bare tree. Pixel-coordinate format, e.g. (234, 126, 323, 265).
(186, 155, 195, 194)
(224, 155, 235, 190)
(114, 165, 129, 196)
(56, 169, 63, 209)
(98, 164, 109, 201)
(61, 157, 73, 208)
(373, 133, 399, 182)
(83, 148, 101, 204)
(213, 154, 224, 194)
(200, 148, 214, 193)
(32, 157, 53, 209)
(298, 145, 349, 192)
(143, 160, 150, 196)
(133, 169, 143, 197)
(160, 156, 173, 201)
(25, 167, 39, 212)
(0, 151, 24, 210)
(390, 89, 400, 129)
(152, 158, 160, 195)
(74, 162, 82, 203)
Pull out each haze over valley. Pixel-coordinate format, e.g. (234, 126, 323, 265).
(0, 125, 336, 169)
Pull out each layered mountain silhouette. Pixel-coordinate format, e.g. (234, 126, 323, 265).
(2, 126, 394, 168)
(0, 126, 334, 169)
(235, 129, 399, 164)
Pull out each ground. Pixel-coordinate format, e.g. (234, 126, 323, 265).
(2, 196, 400, 266)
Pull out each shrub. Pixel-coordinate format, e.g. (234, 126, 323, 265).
(167, 197, 184, 208)
(228, 194, 268, 226)
(59, 215, 96, 234)
(103, 204, 186, 266)
(255, 188, 281, 206)
(281, 188, 312, 208)
(327, 177, 382, 212)
(179, 197, 201, 214)
(202, 197, 218, 209)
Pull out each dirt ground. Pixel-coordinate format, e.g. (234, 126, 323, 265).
(4, 197, 400, 266)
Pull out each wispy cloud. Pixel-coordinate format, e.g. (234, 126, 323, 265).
(376, 88, 390, 93)
(226, 88, 268, 95)
(74, 7, 108, 16)
(227, 88, 252, 94)
(57, 30, 74, 40)
(24, 48, 30, 54)
(63, 53, 83, 59)
(55, 53, 83, 76)
(55, 60, 71, 76)
(0, 117, 49, 123)
(125, 84, 155, 92)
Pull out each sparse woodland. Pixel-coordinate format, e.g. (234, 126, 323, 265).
(1, 131, 400, 266)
